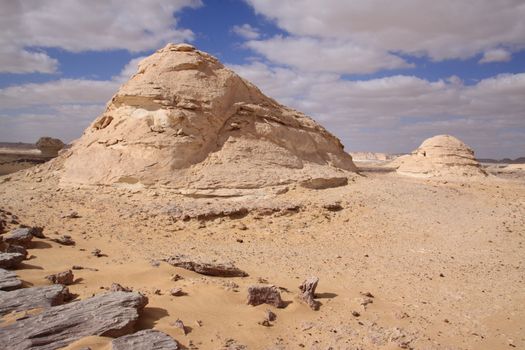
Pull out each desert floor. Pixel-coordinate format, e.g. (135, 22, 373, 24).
(1, 165, 524, 350)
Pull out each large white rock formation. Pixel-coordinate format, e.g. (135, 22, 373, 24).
(393, 135, 487, 178)
(60, 44, 356, 191)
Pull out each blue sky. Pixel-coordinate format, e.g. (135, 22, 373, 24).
(0, 0, 524, 158)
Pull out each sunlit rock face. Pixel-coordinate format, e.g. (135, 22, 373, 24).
(60, 43, 356, 191)
(394, 135, 487, 178)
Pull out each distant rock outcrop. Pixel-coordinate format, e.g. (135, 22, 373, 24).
(349, 152, 394, 162)
(60, 43, 356, 192)
(0, 138, 64, 175)
(392, 135, 487, 178)
(36, 137, 65, 157)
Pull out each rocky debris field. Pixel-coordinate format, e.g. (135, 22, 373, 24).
(0, 165, 523, 349)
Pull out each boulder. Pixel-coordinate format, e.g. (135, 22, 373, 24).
(0, 291, 148, 350)
(45, 270, 74, 285)
(0, 268, 22, 291)
(0, 284, 70, 315)
(0, 252, 24, 269)
(164, 255, 248, 277)
(5, 245, 28, 259)
(28, 226, 45, 239)
(4, 228, 33, 248)
(247, 285, 285, 308)
(112, 329, 179, 350)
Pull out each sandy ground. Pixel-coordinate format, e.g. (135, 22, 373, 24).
(1, 166, 524, 350)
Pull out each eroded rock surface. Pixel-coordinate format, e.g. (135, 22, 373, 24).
(164, 255, 248, 277)
(0, 252, 24, 269)
(0, 284, 70, 315)
(112, 329, 179, 350)
(5, 245, 28, 259)
(4, 228, 33, 248)
(45, 270, 74, 285)
(0, 291, 148, 350)
(60, 43, 356, 191)
(247, 284, 285, 308)
(393, 135, 487, 178)
(298, 276, 320, 310)
(0, 268, 22, 291)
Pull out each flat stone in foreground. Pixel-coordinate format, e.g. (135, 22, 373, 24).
(164, 255, 248, 277)
(0, 284, 70, 316)
(0, 291, 148, 350)
(0, 268, 22, 291)
(112, 329, 179, 350)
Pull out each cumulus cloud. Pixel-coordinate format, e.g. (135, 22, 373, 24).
(0, 79, 117, 142)
(246, 36, 412, 74)
(113, 56, 147, 82)
(479, 48, 512, 63)
(0, 56, 144, 142)
(231, 62, 525, 158)
(0, 0, 201, 73)
(0, 46, 58, 74)
(232, 24, 260, 39)
(245, 0, 525, 69)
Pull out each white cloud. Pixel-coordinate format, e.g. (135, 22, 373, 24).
(231, 62, 525, 158)
(0, 79, 118, 109)
(232, 24, 260, 39)
(479, 48, 512, 63)
(246, 36, 413, 74)
(0, 0, 201, 73)
(0, 56, 144, 143)
(113, 56, 147, 83)
(245, 0, 525, 67)
(0, 79, 117, 142)
(0, 45, 58, 74)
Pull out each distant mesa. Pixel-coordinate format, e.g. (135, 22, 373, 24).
(391, 135, 487, 178)
(60, 43, 357, 192)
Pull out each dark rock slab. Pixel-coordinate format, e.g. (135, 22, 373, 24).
(322, 201, 343, 212)
(112, 329, 179, 350)
(50, 235, 75, 246)
(247, 285, 285, 308)
(0, 268, 22, 291)
(0, 291, 148, 350)
(110, 283, 132, 292)
(0, 284, 70, 315)
(5, 244, 28, 259)
(45, 270, 74, 285)
(4, 228, 33, 248)
(164, 255, 248, 277)
(28, 227, 45, 239)
(0, 252, 24, 269)
(298, 276, 320, 310)
(300, 176, 348, 189)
